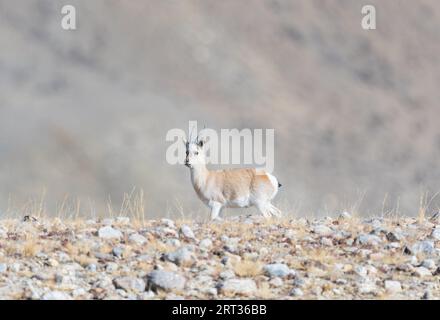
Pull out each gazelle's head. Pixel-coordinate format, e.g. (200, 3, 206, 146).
(184, 137, 206, 169)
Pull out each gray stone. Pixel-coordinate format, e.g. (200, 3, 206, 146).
(161, 218, 176, 229)
(422, 259, 437, 270)
(57, 252, 71, 263)
(414, 267, 432, 277)
(293, 277, 308, 288)
(312, 225, 333, 237)
(9, 263, 20, 272)
(165, 238, 181, 247)
(384, 280, 402, 293)
(263, 263, 293, 278)
(72, 288, 87, 298)
(386, 242, 401, 249)
(290, 288, 304, 297)
(165, 294, 185, 300)
(95, 276, 114, 289)
(86, 264, 97, 272)
(54, 274, 64, 284)
(370, 219, 383, 229)
(397, 263, 415, 273)
(199, 238, 213, 250)
(24, 281, 44, 299)
(269, 277, 284, 287)
(219, 278, 257, 296)
(411, 241, 435, 255)
(422, 290, 432, 300)
(356, 234, 382, 246)
(112, 246, 124, 258)
(365, 265, 377, 275)
(410, 256, 419, 266)
(137, 254, 153, 263)
(160, 227, 178, 237)
(206, 288, 218, 296)
(33, 273, 52, 281)
(370, 227, 387, 236)
(0, 263, 7, 273)
(312, 286, 323, 296)
(147, 270, 186, 291)
(42, 291, 73, 300)
(0, 227, 7, 239)
(47, 258, 59, 267)
(354, 265, 368, 278)
(321, 237, 333, 246)
(164, 247, 194, 266)
(335, 278, 347, 285)
(219, 270, 236, 280)
(431, 227, 440, 240)
(223, 244, 238, 254)
(105, 262, 119, 272)
(98, 226, 122, 240)
(357, 281, 377, 295)
(129, 233, 147, 245)
(338, 211, 352, 219)
(284, 229, 296, 239)
(142, 291, 156, 299)
(95, 252, 114, 261)
(386, 232, 401, 242)
(180, 225, 196, 240)
(113, 276, 146, 293)
(101, 218, 114, 226)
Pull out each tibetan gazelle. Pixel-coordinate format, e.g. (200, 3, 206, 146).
(184, 136, 282, 220)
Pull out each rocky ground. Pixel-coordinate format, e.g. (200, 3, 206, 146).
(1, 213, 440, 300)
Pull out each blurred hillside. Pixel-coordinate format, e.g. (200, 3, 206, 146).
(0, 0, 440, 217)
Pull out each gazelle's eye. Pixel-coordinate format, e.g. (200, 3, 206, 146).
(195, 152, 199, 155)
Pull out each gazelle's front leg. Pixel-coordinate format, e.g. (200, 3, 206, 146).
(209, 201, 223, 221)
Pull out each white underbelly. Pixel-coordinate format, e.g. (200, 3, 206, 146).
(227, 196, 251, 208)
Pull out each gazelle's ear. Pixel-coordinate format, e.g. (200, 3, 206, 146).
(182, 136, 188, 146)
(197, 137, 206, 148)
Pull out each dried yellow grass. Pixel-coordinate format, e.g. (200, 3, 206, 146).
(233, 260, 263, 277)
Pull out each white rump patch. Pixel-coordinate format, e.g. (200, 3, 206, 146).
(266, 173, 279, 199)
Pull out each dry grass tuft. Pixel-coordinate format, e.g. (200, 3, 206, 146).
(147, 238, 174, 254)
(23, 239, 41, 257)
(256, 282, 275, 299)
(74, 254, 97, 267)
(233, 260, 263, 277)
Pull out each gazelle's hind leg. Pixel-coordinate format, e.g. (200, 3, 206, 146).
(255, 201, 273, 218)
(255, 201, 282, 218)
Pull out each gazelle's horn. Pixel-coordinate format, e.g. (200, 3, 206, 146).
(189, 124, 195, 143)
(196, 125, 206, 144)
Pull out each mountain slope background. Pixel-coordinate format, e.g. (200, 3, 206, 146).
(0, 0, 439, 217)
